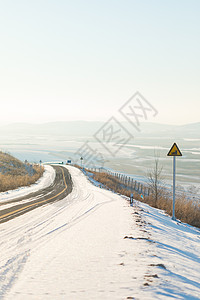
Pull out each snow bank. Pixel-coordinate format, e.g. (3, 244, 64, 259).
(137, 201, 200, 299)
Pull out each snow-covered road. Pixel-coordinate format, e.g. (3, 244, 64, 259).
(0, 165, 199, 299)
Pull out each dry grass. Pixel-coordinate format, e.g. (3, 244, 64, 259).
(0, 151, 44, 192)
(0, 151, 28, 176)
(92, 172, 132, 196)
(0, 164, 44, 192)
(89, 169, 200, 228)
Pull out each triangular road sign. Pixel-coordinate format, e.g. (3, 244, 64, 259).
(167, 143, 182, 156)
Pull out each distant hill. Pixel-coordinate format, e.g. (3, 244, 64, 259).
(0, 121, 199, 138)
(0, 151, 43, 192)
(0, 151, 36, 176)
(123, 122, 200, 138)
(0, 121, 102, 136)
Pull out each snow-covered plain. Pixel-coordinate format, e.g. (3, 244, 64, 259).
(0, 165, 199, 299)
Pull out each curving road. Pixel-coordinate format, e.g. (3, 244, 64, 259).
(0, 165, 73, 224)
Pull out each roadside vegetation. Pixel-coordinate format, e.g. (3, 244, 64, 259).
(75, 164, 200, 229)
(0, 151, 44, 192)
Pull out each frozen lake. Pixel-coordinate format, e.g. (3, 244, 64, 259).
(0, 128, 199, 197)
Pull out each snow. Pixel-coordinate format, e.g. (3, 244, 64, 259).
(136, 202, 200, 299)
(0, 165, 56, 202)
(0, 165, 199, 299)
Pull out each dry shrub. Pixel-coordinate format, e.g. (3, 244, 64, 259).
(93, 172, 130, 195)
(175, 195, 200, 227)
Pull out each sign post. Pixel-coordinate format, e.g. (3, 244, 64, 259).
(167, 143, 182, 220)
(39, 160, 42, 172)
(80, 157, 83, 168)
(130, 193, 133, 207)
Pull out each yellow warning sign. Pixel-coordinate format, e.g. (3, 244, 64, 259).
(167, 143, 182, 156)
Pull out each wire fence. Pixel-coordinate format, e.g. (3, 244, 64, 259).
(86, 166, 150, 197)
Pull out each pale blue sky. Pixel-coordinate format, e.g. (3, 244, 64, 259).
(0, 0, 199, 124)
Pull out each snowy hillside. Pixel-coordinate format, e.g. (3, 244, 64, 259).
(0, 165, 199, 299)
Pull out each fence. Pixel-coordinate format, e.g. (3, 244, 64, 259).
(87, 166, 150, 197)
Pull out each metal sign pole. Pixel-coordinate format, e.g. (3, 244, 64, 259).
(167, 142, 182, 221)
(130, 193, 133, 207)
(172, 156, 176, 220)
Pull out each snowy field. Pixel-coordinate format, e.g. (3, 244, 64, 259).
(0, 165, 199, 299)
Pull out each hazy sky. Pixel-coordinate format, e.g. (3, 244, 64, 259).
(0, 0, 199, 125)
